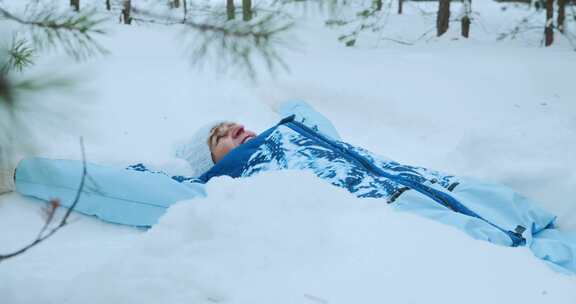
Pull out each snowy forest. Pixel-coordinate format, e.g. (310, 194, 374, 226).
(1, 0, 576, 303)
(1, 0, 575, 80)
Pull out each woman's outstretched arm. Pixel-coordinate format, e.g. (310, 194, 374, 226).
(277, 99, 341, 140)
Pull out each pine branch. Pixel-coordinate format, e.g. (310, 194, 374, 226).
(133, 6, 294, 79)
(0, 7, 105, 34)
(0, 67, 74, 107)
(273, 0, 350, 15)
(0, 6, 108, 61)
(324, 0, 393, 47)
(1, 36, 35, 73)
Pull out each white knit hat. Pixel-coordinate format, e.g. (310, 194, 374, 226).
(174, 121, 225, 177)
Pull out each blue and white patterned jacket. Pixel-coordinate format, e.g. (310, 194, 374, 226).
(197, 101, 557, 249)
(16, 100, 573, 273)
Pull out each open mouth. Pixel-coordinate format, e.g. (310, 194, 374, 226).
(241, 134, 255, 144)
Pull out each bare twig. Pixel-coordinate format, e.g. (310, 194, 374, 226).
(379, 36, 415, 45)
(0, 137, 88, 263)
(37, 199, 60, 239)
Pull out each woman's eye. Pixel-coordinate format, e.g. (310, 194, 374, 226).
(213, 126, 232, 145)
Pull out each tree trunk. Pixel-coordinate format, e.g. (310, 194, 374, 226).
(227, 0, 235, 20)
(544, 0, 554, 46)
(71, 0, 80, 11)
(533, 0, 543, 10)
(558, 0, 566, 33)
(242, 0, 252, 21)
(173, 0, 180, 9)
(437, 0, 451, 37)
(122, 0, 132, 25)
(183, 0, 188, 20)
(373, 0, 382, 11)
(461, 0, 471, 38)
(398, 0, 403, 14)
(106, 0, 111, 11)
(461, 16, 471, 38)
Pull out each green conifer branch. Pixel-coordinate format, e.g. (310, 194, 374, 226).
(0, 6, 108, 62)
(1, 36, 35, 73)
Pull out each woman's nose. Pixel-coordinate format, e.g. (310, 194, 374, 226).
(231, 124, 245, 139)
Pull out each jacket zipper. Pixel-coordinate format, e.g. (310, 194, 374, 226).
(285, 120, 526, 247)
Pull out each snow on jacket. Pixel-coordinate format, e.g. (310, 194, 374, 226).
(195, 101, 576, 274)
(15, 100, 574, 274)
(198, 110, 555, 248)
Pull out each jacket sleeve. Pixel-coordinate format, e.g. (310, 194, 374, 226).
(15, 157, 206, 228)
(277, 100, 341, 140)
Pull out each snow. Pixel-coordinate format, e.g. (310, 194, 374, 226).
(1, 0, 576, 303)
(3, 172, 576, 303)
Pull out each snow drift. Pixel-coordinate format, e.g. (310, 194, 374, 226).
(10, 171, 570, 304)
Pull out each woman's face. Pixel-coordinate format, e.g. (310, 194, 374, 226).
(208, 122, 257, 163)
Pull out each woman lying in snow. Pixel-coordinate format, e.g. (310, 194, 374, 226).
(1, 100, 575, 274)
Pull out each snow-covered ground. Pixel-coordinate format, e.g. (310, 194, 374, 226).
(1, 1, 576, 303)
